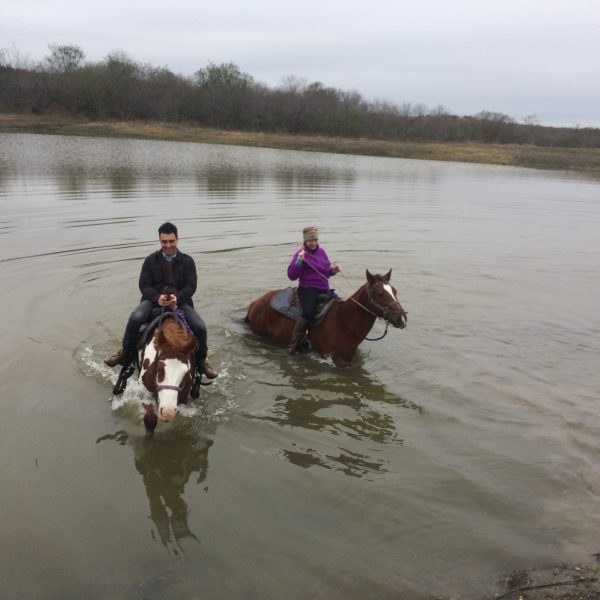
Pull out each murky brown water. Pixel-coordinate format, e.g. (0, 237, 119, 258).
(1, 132, 599, 599)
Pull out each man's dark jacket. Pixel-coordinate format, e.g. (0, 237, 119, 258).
(139, 250, 197, 308)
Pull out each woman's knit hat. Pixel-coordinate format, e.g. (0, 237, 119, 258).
(303, 226, 319, 242)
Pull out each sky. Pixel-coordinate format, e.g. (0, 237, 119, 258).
(2, 0, 599, 128)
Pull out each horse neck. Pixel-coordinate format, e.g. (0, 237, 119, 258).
(338, 285, 377, 338)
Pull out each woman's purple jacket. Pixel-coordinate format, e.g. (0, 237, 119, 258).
(287, 245, 336, 291)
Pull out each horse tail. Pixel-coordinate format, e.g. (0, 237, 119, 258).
(245, 299, 256, 323)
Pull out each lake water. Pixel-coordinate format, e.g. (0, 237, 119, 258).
(1, 132, 599, 599)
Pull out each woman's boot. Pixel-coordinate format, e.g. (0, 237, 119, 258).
(288, 317, 309, 354)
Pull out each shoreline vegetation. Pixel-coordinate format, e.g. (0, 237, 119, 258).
(3, 112, 600, 174)
(2, 45, 600, 174)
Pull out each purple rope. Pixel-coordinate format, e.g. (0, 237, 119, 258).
(173, 307, 194, 337)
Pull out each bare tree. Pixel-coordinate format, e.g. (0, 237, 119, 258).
(44, 43, 85, 72)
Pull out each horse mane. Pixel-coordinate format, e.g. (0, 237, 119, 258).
(349, 281, 370, 302)
(157, 319, 196, 355)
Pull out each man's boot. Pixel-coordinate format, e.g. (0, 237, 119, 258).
(195, 350, 218, 379)
(200, 359, 218, 379)
(288, 317, 309, 354)
(104, 347, 131, 367)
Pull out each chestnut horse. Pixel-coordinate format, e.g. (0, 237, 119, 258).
(138, 316, 197, 433)
(246, 270, 407, 366)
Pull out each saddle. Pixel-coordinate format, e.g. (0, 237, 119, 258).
(270, 287, 339, 327)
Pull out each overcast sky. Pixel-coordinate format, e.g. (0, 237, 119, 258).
(2, 0, 599, 127)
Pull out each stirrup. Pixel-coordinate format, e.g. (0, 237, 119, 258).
(112, 362, 135, 395)
(193, 364, 214, 388)
(190, 373, 201, 399)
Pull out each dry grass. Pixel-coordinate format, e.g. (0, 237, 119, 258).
(2, 112, 600, 174)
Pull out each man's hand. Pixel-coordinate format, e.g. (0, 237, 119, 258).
(158, 294, 177, 307)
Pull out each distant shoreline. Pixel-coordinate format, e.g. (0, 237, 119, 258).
(2, 112, 600, 174)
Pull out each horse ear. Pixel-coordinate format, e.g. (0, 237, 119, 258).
(366, 269, 375, 284)
(384, 269, 392, 282)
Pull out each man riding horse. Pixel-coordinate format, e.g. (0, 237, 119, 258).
(104, 221, 218, 380)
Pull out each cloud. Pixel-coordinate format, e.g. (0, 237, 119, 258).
(2, 0, 599, 126)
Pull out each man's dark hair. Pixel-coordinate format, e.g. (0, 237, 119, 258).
(158, 222, 178, 237)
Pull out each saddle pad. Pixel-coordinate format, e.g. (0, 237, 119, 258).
(269, 287, 337, 327)
(270, 287, 299, 320)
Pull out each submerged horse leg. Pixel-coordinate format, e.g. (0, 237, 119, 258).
(143, 403, 158, 435)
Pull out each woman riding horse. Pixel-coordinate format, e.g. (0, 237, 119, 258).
(247, 269, 407, 367)
(287, 226, 341, 353)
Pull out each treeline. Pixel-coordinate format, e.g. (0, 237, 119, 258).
(1, 44, 599, 148)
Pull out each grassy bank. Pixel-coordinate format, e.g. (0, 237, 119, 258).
(2, 112, 600, 174)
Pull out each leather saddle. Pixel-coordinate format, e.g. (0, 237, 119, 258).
(269, 287, 339, 327)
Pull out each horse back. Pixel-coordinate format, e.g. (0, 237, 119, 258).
(246, 289, 291, 339)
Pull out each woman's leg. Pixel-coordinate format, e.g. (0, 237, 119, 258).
(289, 287, 320, 353)
(297, 287, 320, 322)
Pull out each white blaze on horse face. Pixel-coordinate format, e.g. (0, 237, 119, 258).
(382, 282, 406, 328)
(157, 358, 188, 422)
(383, 283, 396, 302)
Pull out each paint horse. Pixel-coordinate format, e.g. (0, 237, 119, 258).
(246, 270, 407, 367)
(138, 314, 198, 433)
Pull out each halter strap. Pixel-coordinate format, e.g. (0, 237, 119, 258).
(156, 384, 183, 393)
(350, 281, 399, 320)
(359, 281, 408, 342)
(366, 281, 404, 319)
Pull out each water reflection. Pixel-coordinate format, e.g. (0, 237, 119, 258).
(0, 128, 362, 200)
(196, 165, 264, 195)
(0, 220, 13, 235)
(272, 166, 356, 192)
(56, 165, 88, 197)
(96, 427, 212, 555)
(0, 163, 8, 193)
(106, 166, 137, 198)
(194, 164, 357, 196)
(244, 346, 421, 478)
(53, 164, 140, 199)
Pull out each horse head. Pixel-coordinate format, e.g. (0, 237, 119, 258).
(365, 269, 408, 329)
(140, 318, 197, 424)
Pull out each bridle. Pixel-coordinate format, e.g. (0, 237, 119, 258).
(366, 282, 404, 320)
(361, 281, 408, 341)
(154, 350, 190, 394)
